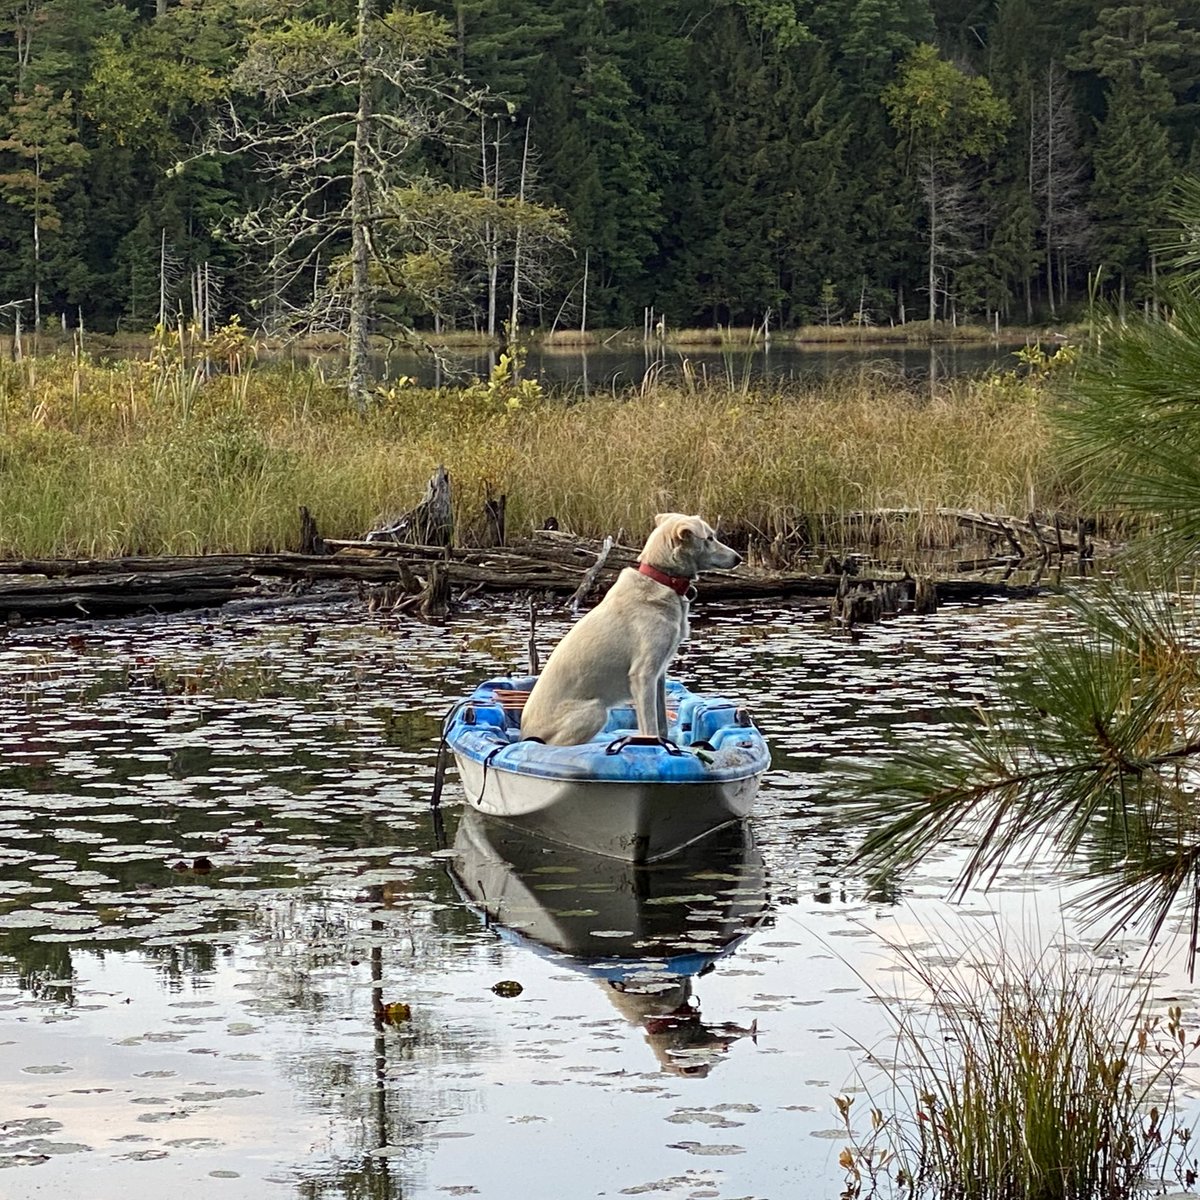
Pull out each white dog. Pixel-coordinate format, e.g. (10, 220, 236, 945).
(520, 514, 741, 746)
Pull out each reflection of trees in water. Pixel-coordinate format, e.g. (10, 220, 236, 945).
(234, 883, 487, 1200)
(1, 940, 227, 1007)
(0, 850, 485, 1198)
(0, 941, 75, 1003)
(142, 942, 221, 988)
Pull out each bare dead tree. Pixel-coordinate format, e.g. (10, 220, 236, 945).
(1031, 62, 1090, 317)
(920, 162, 984, 323)
(204, 4, 482, 411)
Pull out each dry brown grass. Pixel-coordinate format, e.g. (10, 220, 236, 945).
(0, 352, 1067, 558)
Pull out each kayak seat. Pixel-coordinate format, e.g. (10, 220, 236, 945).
(492, 687, 532, 730)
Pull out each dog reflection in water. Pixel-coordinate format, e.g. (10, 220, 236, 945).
(602, 971, 758, 1078)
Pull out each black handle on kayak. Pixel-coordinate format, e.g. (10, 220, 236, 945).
(605, 734, 684, 756)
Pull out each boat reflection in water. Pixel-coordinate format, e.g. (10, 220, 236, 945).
(449, 807, 770, 1076)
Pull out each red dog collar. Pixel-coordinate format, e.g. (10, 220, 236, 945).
(638, 562, 694, 596)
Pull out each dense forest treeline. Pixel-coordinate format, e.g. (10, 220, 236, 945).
(0, 0, 1197, 338)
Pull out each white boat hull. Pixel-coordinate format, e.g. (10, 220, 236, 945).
(453, 753, 762, 862)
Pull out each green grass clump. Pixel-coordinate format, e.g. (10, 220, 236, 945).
(0, 348, 1069, 559)
(839, 927, 1196, 1200)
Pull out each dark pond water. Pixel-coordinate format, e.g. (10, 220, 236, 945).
(1, 592, 1196, 1199)
(327, 341, 1020, 392)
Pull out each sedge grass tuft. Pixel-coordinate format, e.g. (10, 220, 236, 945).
(838, 923, 1197, 1200)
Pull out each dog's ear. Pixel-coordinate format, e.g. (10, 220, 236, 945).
(653, 512, 670, 528)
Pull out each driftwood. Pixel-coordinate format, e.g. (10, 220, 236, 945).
(0, 569, 261, 619)
(842, 506, 1101, 562)
(568, 535, 614, 612)
(0, 534, 1044, 624)
(0, 476, 1074, 624)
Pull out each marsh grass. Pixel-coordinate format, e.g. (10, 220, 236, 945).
(0, 351, 1067, 559)
(839, 926, 1197, 1200)
(785, 321, 1000, 345)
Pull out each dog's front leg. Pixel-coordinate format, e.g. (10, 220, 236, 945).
(630, 667, 663, 739)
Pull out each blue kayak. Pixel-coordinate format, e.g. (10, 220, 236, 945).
(444, 676, 770, 862)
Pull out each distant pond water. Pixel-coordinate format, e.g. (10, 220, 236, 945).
(2, 590, 1197, 1199)
(342, 341, 1021, 392)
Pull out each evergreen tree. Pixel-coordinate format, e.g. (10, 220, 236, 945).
(687, 3, 852, 325)
(1090, 73, 1173, 308)
(0, 0, 1195, 332)
(1070, 2, 1196, 305)
(515, 0, 670, 326)
(436, 0, 562, 116)
(0, 84, 86, 328)
(799, 0, 932, 322)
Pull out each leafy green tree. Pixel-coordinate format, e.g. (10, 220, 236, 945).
(83, 28, 223, 160)
(377, 179, 568, 330)
(884, 43, 1011, 323)
(79, 9, 238, 328)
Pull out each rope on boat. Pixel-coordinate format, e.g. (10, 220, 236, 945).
(430, 699, 471, 848)
(431, 699, 509, 845)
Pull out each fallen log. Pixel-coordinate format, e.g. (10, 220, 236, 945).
(0, 543, 1044, 623)
(841, 506, 1103, 560)
(0, 574, 260, 619)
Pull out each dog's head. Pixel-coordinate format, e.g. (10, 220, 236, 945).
(641, 513, 741, 574)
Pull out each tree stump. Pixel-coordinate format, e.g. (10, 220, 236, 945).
(420, 559, 451, 621)
(366, 464, 453, 546)
(831, 573, 884, 628)
(298, 506, 324, 555)
(913, 576, 938, 615)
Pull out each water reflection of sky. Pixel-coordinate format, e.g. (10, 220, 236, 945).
(2, 593, 1198, 1198)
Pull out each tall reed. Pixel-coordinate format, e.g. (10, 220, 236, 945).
(0, 352, 1067, 558)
